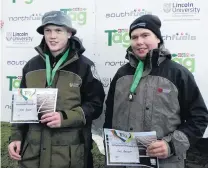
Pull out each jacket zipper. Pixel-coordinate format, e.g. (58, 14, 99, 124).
(142, 77, 148, 131)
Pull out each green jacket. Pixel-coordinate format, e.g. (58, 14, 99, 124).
(10, 36, 105, 167)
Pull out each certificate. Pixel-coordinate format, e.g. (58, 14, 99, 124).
(104, 128, 159, 168)
(11, 88, 58, 123)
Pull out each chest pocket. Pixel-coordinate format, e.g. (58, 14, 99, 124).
(149, 76, 180, 137)
(55, 70, 82, 110)
(26, 69, 46, 88)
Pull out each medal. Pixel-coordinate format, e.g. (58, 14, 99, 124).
(45, 49, 70, 87)
(129, 60, 144, 102)
(129, 93, 133, 101)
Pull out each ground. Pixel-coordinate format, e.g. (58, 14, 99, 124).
(1, 122, 208, 167)
(1, 122, 105, 168)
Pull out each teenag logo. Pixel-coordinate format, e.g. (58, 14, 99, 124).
(6, 76, 22, 91)
(18, 89, 36, 101)
(162, 32, 196, 41)
(105, 29, 130, 48)
(60, 8, 87, 25)
(172, 53, 195, 73)
(106, 9, 151, 18)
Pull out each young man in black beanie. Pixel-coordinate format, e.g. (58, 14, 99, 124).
(104, 14, 208, 167)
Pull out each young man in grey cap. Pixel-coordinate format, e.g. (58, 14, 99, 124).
(8, 10, 105, 168)
(104, 14, 208, 167)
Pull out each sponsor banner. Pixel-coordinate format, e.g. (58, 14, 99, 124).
(163, 1, 201, 21)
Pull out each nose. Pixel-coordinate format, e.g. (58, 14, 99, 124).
(50, 31, 57, 39)
(136, 37, 144, 45)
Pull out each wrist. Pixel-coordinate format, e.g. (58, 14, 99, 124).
(162, 138, 175, 157)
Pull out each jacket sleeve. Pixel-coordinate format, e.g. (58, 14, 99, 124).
(103, 71, 120, 129)
(178, 72, 208, 140)
(60, 65, 105, 128)
(10, 66, 29, 143)
(163, 71, 208, 155)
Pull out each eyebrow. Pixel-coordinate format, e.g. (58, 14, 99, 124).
(44, 27, 63, 31)
(132, 32, 151, 36)
(140, 32, 151, 35)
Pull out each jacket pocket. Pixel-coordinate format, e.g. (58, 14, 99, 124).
(70, 144, 85, 168)
(20, 128, 41, 160)
(20, 140, 29, 158)
(19, 140, 40, 167)
(51, 145, 70, 168)
(51, 129, 85, 167)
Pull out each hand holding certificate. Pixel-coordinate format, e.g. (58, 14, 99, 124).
(11, 88, 58, 123)
(104, 128, 159, 168)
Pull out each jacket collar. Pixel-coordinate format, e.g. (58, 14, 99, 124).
(125, 45, 171, 68)
(125, 45, 171, 77)
(34, 36, 85, 68)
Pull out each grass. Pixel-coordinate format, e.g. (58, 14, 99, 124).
(3, 122, 207, 167)
(1, 122, 18, 168)
(1, 122, 105, 168)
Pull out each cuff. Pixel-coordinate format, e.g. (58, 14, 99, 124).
(163, 130, 190, 156)
(9, 134, 22, 143)
(58, 108, 86, 128)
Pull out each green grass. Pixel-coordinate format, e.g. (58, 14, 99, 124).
(1, 122, 18, 168)
(1, 122, 105, 168)
(2, 122, 208, 167)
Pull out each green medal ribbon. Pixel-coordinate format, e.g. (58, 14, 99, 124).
(129, 61, 144, 101)
(45, 49, 69, 87)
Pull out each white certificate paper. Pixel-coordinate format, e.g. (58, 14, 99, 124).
(11, 88, 58, 123)
(104, 128, 159, 168)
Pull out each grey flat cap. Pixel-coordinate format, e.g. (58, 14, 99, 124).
(37, 10, 77, 35)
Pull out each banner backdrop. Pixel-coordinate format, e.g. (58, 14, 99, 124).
(1, 0, 208, 137)
(0, 0, 2, 120)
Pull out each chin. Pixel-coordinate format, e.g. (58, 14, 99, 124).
(139, 56, 146, 60)
(49, 48, 60, 52)
(136, 53, 147, 60)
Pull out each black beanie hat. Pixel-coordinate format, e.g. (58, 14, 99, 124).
(129, 14, 163, 44)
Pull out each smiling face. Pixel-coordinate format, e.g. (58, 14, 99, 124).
(44, 25, 72, 57)
(130, 28, 160, 60)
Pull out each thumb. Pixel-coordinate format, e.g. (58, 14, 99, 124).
(15, 142, 21, 154)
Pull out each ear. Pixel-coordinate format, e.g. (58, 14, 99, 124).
(67, 32, 72, 39)
(157, 37, 160, 44)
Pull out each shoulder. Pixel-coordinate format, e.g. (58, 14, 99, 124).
(23, 55, 43, 72)
(158, 59, 195, 90)
(116, 63, 135, 78)
(165, 59, 193, 78)
(78, 55, 101, 80)
(79, 55, 94, 67)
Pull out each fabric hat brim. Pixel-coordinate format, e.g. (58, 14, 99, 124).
(36, 22, 77, 36)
